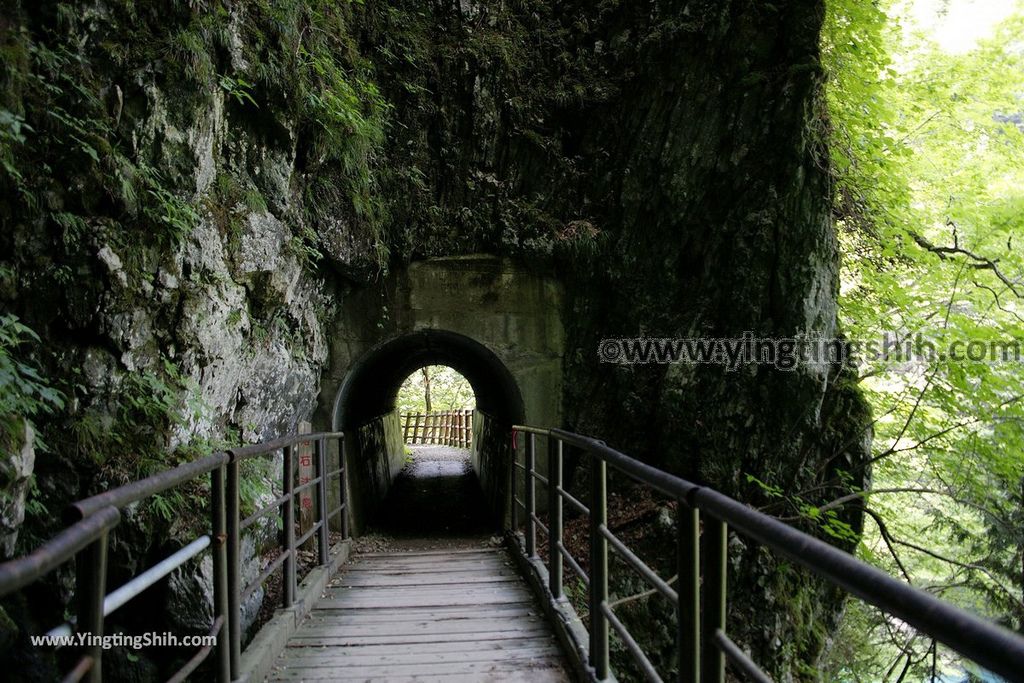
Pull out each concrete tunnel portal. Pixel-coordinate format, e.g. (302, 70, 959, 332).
(317, 255, 565, 536)
(333, 330, 525, 535)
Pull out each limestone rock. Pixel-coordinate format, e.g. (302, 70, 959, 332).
(0, 421, 35, 557)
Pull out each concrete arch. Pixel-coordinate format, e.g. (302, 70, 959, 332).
(331, 329, 524, 431)
(316, 255, 564, 533)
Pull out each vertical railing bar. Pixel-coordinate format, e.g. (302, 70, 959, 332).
(77, 531, 108, 683)
(210, 466, 231, 683)
(282, 445, 296, 608)
(678, 503, 700, 683)
(590, 456, 610, 680)
(314, 437, 329, 566)
(525, 432, 537, 558)
(548, 434, 563, 599)
(338, 437, 349, 539)
(225, 457, 241, 677)
(510, 432, 518, 534)
(701, 517, 728, 683)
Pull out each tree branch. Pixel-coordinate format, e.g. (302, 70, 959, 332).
(910, 229, 1023, 297)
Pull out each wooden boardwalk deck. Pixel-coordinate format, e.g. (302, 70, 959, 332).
(267, 547, 571, 682)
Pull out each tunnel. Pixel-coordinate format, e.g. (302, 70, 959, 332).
(331, 329, 526, 535)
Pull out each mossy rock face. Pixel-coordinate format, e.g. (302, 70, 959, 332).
(0, 605, 17, 651)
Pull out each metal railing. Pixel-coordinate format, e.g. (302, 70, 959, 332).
(0, 431, 348, 683)
(401, 409, 473, 447)
(509, 425, 1024, 683)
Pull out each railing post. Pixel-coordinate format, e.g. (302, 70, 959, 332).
(525, 432, 537, 558)
(210, 465, 231, 683)
(678, 504, 700, 683)
(590, 457, 610, 681)
(509, 432, 518, 533)
(338, 437, 349, 539)
(315, 437, 330, 566)
(701, 517, 728, 683)
(225, 456, 241, 677)
(548, 434, 563, 600)
(76, 531, 109, 683)
(282, 445, 296, 608)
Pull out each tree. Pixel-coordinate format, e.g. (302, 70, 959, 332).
(421, 367, 432, 413)
(820, 1, 1024, 676)
(396, 366, 474, 415)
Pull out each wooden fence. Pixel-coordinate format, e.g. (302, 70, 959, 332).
(401, 409, 473, 448)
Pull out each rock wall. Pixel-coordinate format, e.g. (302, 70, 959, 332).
(0, 2, 381, 677)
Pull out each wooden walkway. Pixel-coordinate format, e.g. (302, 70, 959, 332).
(267, 547, 571, 681)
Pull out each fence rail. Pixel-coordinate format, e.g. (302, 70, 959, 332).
(402, 409, 473, 447)
(0, 431, 349, 683)
(509, 425, 1024, 683)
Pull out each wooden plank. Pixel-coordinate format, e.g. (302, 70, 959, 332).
(335, 565, 520, 577)
(280, 643, 562, 667)
(285, 628, 553, 647)
(327, 583, 530, 596)
(346, 554, 508, 565)
(321, 590, 535, 607)
(294, 617, 548, 637)
(339, 559, 509, 571)
(334, 577, 520, 590)
(317, 595, 532, 609)
(337, 562, 511, 575)
(350, 552, 509, 564)
(337, 565, 520, 577)
(355, 548, 503, 558)
(269, 658, 567, 680)
(283, 637, 553, 657)
(307, 604, 538, 623)
(272, 671, 567, 683)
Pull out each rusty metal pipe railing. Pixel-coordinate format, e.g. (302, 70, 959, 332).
(0, 507, 119, 594)
(66, 452, 229, 521)
(0, 430, 349, 683)
(509, 425, 1024, 683)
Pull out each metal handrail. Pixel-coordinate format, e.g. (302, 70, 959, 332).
(0, 507, 120, 594)
(0, 430, 349, 683)
(509, 424, 1024, 683)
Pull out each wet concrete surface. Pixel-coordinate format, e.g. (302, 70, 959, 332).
(372, 446, 497, 538)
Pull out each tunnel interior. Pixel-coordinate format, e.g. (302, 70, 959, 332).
(332, 330, 525, 535)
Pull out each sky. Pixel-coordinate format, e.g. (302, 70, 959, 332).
(902, 0, 1019, 52)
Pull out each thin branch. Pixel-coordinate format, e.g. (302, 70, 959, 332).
(893, 537, 1024, 611)
(910, 229, 1023, 298)
(861, 507, 913, 583)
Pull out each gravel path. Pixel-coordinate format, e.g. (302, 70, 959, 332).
(407, 444, 471, 461)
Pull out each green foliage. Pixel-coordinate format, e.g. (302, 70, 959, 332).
(0, 313, 64, 455)
(396, 365, 474, 415)
(821, 0, 1024, 676)
(139, 166, 201, 246)
(0, 19, 205, 258)
(218, 74, 258, 108)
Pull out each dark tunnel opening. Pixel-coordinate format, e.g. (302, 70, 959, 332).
(332, 329, 525, 430)
(332, 330, 525, 536)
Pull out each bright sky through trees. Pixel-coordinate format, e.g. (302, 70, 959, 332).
(395, 365, 474, 415)
(904, 0, 1018, 53)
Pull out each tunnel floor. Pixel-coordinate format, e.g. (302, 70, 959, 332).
(371, 445, 497, 538)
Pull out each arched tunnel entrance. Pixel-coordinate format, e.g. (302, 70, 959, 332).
(316, 255, 564, 536)
(332, 329, 525, 536)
